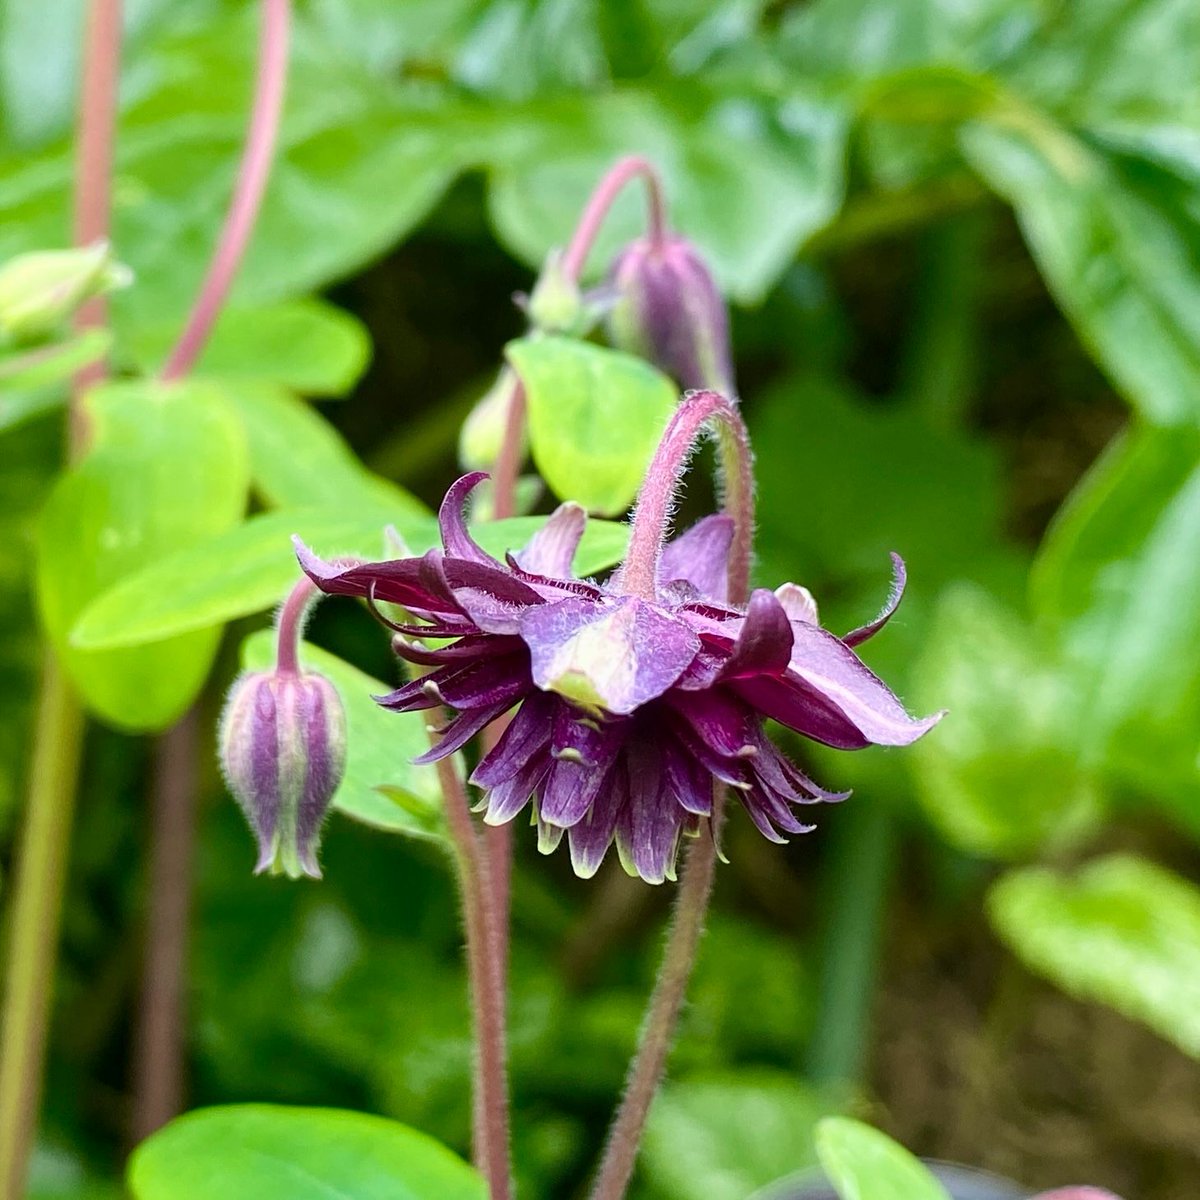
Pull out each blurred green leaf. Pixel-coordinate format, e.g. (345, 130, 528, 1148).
(641, 1071, 834, 1200)
(127, 1105, 484, 1200)
(72, 507, 630, 649)
(240, 632, 445, 840)
(815, 1117, 951, 1200)
(223, 382, 426, 517)
(0, 328, 109, 433)
(1031, 424, 1200, 828)
(487, 89, 847, 303)
(964, 117, 1200, 427)
(35, 378, 248, 730)
(989, 854, 1200, 1057)
(123, 298, 371, 396)
(909, 585, 1104, 859)
(508, 334, 677, 516)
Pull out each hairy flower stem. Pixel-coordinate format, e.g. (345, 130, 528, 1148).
(590, 390, 753, 1200)
(0, 2, 120, 1190)
(161, 0, 291, 381)
(432, 750, 511, 1200)
(274, 575, 318, 675)
(561, 156, 667, 280)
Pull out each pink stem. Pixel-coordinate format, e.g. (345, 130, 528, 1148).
(160, 0, 290, 381)
(561, 155, 667, 282)
(274, 575, 318, 675)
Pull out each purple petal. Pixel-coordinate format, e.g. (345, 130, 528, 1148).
(483, 753, 550, 825)
(749, 736, 850, 804)
(842, 553, 906, 647)
(568, 759, 627, 878)
(668, 689, 756, 759)
(659, 514, 735, 603)
(411, 697, 515, 764)
(471, 691, 554, 789)
(718, 589, 793, 679)
(391, 633, 519, 668)
(520, 596, 700, 715)
(514, 502, 586, 577)
(439, 472, 499, 565)
(432, 654, 530, 711)
(774, 582, 818, 626)
(295, 539, 459, 616)
(540, 707, 625, 827)
(441, 557, 543, 634)
(616, 739, 683, 884)
(662, 738, 713, 816)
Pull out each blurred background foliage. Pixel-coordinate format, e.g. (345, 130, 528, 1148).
(2, 0, 1200, 1196)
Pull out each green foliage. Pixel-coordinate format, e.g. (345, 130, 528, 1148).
(508, 335, 678, 516)
(0, 329, 109, 432)
(815, 1118, 951, 1200)
(640, 1072, 834, 1200)
(240, 632, 446, 842)
(127, 1105, 484, 1200)
(35, 378, 248, 730)
(989, 855, 1200, 1058)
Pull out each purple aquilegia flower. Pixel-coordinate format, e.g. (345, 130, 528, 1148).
(296, 472, 942, 884)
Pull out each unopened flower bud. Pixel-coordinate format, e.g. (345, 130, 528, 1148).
(459, 367, 525, 471)
(219, 668, 347, 880)
(525, 249, 583, 334)
(605, 233, 734, 396)
(0, 241, 130, 343)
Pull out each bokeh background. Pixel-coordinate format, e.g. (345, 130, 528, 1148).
(2, 2, 1199, 1198)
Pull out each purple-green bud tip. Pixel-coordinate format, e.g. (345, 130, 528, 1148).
(605, 233, 734, 396)
(218, 669, 347, 880)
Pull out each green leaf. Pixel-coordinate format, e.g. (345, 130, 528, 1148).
(486, 88, 847, 303)
(35, 378, 248, 730)
(640, 1072, 834, 1200)
(964, 115, 1200, 427)
(507, 335, 677, 516)
(815, 1118, 951, 1200)
(222, 382, 426, 517)
(240, 632, 445, 840)
(0, 329, 110, 433)
(909, 585, 1104, 859)
(72, 507, 630, 650)
(1031, 424, 1200, 827)
(122, 299, 371, 396)
(989, 855, 1200, 1057)
(127, 1104, 484, 1200)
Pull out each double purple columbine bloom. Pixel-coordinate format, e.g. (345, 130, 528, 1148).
(297, 474, 942, 884)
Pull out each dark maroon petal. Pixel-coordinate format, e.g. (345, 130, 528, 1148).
(521, 595, 700, 714)
(673, 643, 728, 690)
(540, 709, 625, 827)
(659, 514, 735, 603)
(719, 588, 793, 679)
(391, 633, 520, 667)
(514, 502, 587, 577)
(665, 706, 751, 789)
(483, 753, 550, 825)
(662, 738, 713, 816)
(617, 739, 683, 884)
(441, 557, 544, 634)
(411, 697, 515, 764)
(738, 794, 787, 843)
(295, 539, 460, 615)
(375, 674, 444, 713)
(842, 553, 906, 647)
(433, 653, 530, 710)
(749, 736, 850, 804)
(439, 472, 500, 565)
(568, 759, 627, 878)
(668, 689, 756, 759)
(471, 691, 555, 789)
(505, 554, 605, 601)
(733, 676, 873, 750)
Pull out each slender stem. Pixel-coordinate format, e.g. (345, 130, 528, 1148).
(0, 658, 87, 1198)
(132, 709, 200, 1140)
(160, 0, 291, 381)
(621, 390, 752, 603)
(488, 378, 526, 523)
(0, 3, 120, 1190)
(590, 391, 753, 1200)
(432, 750, 511, 1200)
(274, 575, 318, 675)
(561, 155, 667, 281)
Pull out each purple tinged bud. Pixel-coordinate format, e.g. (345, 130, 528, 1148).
(219, 669, 347, 880)
(606, 233, 735, 395)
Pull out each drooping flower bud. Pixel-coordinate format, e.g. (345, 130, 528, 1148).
(605, 233, 735, 396)
(0, 241, 130, 344)
(219, 668, 347, 879)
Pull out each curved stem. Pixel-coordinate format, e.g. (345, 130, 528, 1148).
(432, 750, 511, 1200)
(621, 390, 753, 603)
(274, 575, 318, 675)
(590, 391, 753, 1200)
(0, 658, 87, 1198)
(160, 0, 290, 381)
(561, 155, 667, 282)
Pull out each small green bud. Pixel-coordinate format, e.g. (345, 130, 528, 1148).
(219, 668, 347, 879)
(459, 367, 526, 471)
(525, 249, 584, 334)
(0, 241, 130, 344)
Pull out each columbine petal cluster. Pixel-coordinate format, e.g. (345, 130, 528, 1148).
(297, 474, 942, 884)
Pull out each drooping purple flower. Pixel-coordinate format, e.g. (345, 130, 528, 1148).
(605, 233, 735, 396)
(296, 473, 942, 884)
